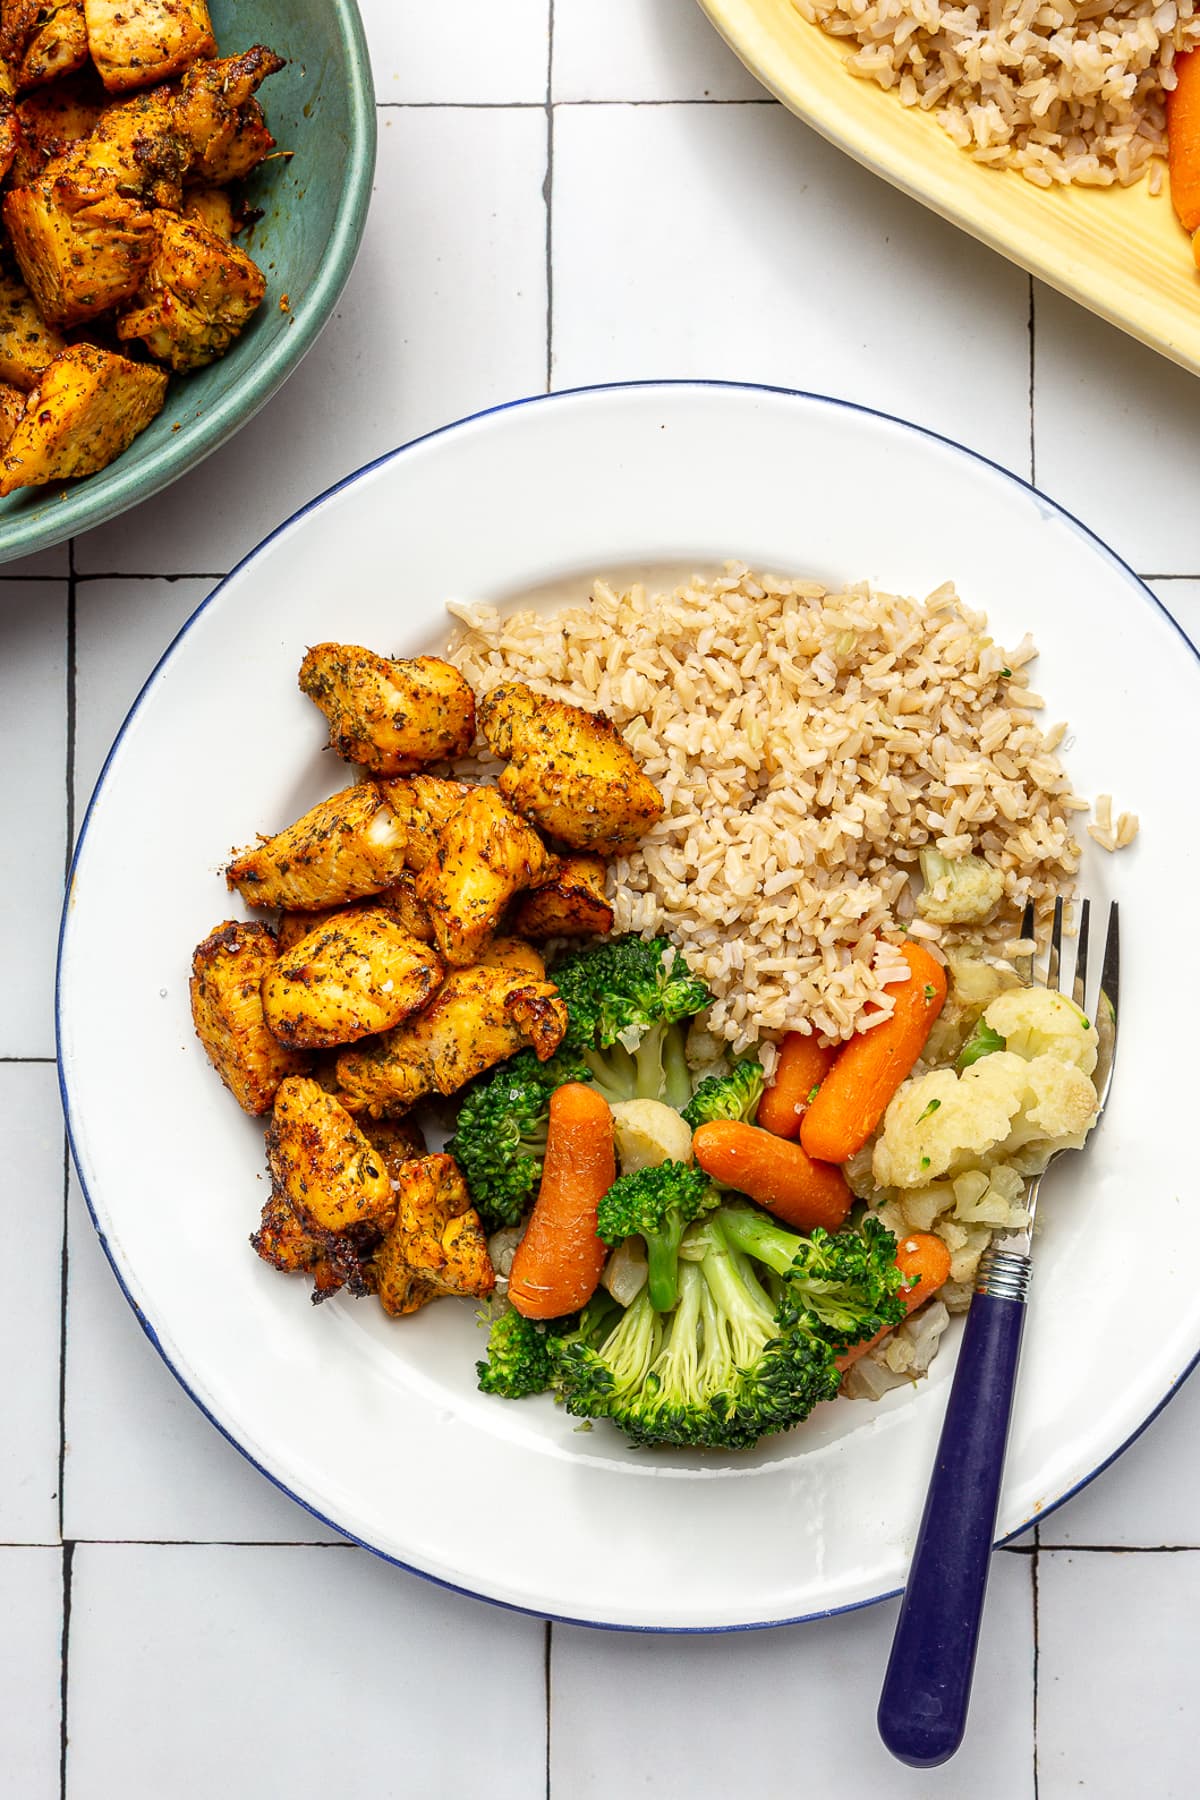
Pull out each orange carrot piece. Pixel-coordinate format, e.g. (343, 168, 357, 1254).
(1169, 49, 1200, 232)
(800, 943, 947, 1165)
(507, 1084, 615, 1320)
(691, 1119, 851, 1234)
(835, 1231, 952, 1371)
(756, 1032, 839, 1140)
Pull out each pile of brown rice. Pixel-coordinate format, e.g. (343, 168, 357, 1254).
(447, 565, 1087, 1057)
(796, 0, 1200, 188)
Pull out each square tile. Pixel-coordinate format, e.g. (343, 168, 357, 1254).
(552, 105, 1032, 476)
(1, 1067, 63, 1544)
(67, 1545, 546, 1798)
(365, 0, 549, 103)
(74, 110, 549, 576)
(1038, 1549, 1200, 1797)
(1149, 577, 1200, 650)
(1033, 284, 1200, 576)
(0, 544, 69, 578)
(0, 580, 67, 1059)
(72, 578, 212, 807)
(63, 1173, 342, 1544)
(1039, 1368, 1200, 1548)
(0, 1549, 61, 1800)
(552, 1551, 1035, 1795)
(553, 0, 766, 100)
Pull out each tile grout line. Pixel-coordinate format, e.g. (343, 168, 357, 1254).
(1030, 1546, 1040, 1800)
(374, 97, 779, 110)
(58, 539, 76, 1550)
(544, 1619, 553, 1800)
(544, 0, 556, 395)
(58, 1539, 74, 1800)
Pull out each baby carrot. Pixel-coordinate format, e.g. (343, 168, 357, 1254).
(508, 1084, 616, 1320)
(756, 1032, 839, 1140)
(800, 942, 947, 1165)
(1168, 49, 1200, 232)
(691, 1119, 851, 1234)
(835, 1231, 952, 1371)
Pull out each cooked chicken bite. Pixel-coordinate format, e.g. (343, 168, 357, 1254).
(188, 93, 272, 182)
(374, 871, 435, 943)
(262, 911, 443, 1050)
(511, 853, 614, 940)
(266, 1076, 394, 1234)
(416, 785, 552, 966)
(374, 1153, 494, 1316)
(117, 209, 265, 370)
(9, 73, 106, 185)
(299, 645, 477, 776)
(0, 344, 166, 493)
(0, 381, 24, 446)
(375, 773, 472, 872)
(84, 0, 217, 92)
(250, 1185, 385, 1300)
(0, 274, 66, 391)
(335, 942, 567, 1116)
(479, 681, 665, 854)
(1, 0, 88, 90)
(0, 101, 17, 181)
(360, 1114, 427, 1176)
(226, 784, 412, 912)
(180, 182, 233, 240)
(190, 919, 309, 1114)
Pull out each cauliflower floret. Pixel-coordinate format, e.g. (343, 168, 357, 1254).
(873, 1050, 1098, 1190)
(611, 1098, 693, 1173)
(982, 986, 1098, 1077)
(916, 849, 1006, 926)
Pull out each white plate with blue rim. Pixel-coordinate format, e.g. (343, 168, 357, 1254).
(58, 380, 1196, 1630)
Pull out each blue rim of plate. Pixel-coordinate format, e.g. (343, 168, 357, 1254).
(55, 378, 1200, 1633)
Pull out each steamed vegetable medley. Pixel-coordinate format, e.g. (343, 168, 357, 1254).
(189, 636, 1103, 1452)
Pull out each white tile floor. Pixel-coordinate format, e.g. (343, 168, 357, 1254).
(5, 0, 1200, 1793)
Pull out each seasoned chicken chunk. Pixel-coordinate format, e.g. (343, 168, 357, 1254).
(360, 1115, 427, 1176)
(374, 1154, 494, 1317)
(188, 93, 272, 182)
(117, 210, 265, 370)
(0, 274, 66, 390)
(251, 1184, 387, 1301)
(266, 1076, 394, 1234)
(415, 785, 552, 966)
(0, 344, 166, 493)
(84, 0, 216, 92)
(511, 853, 614, 940)
(479, 681, 665, 854)
(375, 872, 435, 943)
(375, 773, 472, 872)
(262, 911, 443, 1051)
(0, 100, 17, 181)
(1, 0, 88, 91)
(180, 182, 233, 239)
(226, 784, 412, 912)
(190, 919, 309, 1114)
(0, 380, 24, 446)
(299, 645, 477, 777)
(10, 73, 106, 185)
(175, 45, 281, 179)
(335, 941, 568, 1116)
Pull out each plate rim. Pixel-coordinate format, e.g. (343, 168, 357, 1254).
(56, 376, 1200, 1633)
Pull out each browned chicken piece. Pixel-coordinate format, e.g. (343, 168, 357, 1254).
(250, 1187, 384, 1301)
(359, 1114, 427, 1177)
(1, 0, 88, 90)
(3, 46, 280, 326)
(375, 773, 472, 872)
(262, 911, 443, 1051)
(188, 93, 272, 182)
(374, 1154, 494, 1317)
(416, 785, 552, 967)
(479, 681, 665, 854)
(0, 379, 24, 445)
(511, 853, 614, 941)
(298, 644, 477, 776)
(0, 343, 166, 493)
(84, 0, 216, 91)
(0, 101, 17, 180)
(9, 72, 106, 184)
(335, 940, 568, 1117)
(180, 181, 232, 239)
(0, 273, 65, 389)
(175, 45, 281, 179)
(226, 783, 413, 912)
(189, 919, 309, 1114)
(266, 1076, 395, 1234)
(374, 871, 435, 943)
(117, 209, 265, 370)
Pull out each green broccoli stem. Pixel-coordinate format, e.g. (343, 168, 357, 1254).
(597, 1288, 663, 1401)
(645, 1215, 687, 1313)
(719, 1205, 805, 1279)
(698, 1215, 779, 1368)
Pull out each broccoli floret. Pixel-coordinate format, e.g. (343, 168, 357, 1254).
(596, 1160, 717, 1311)
(552, 935, 711, 1111)
(476, 1304, 566, 1398)
(555, 1206, 908, 1450)
(447, 1044, 590, 1228)
(681, 1056, 764, 1129)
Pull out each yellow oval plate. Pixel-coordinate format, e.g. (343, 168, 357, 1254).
(698, 0, 1200, 375)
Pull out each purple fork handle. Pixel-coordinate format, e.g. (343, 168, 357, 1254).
(877, 1285, 1028, 1767)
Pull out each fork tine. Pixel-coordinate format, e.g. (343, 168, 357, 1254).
(1071, 898, 1091, 1011)
(1099, 900, 1120, 1026)
(1016, 898, 1036, 986)
(1047, 895, 1064, 992)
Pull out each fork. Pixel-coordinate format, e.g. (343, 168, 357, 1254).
(877, 896, 1120, 1767)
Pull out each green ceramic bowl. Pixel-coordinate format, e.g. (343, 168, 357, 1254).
(0, 0, 376, 564)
